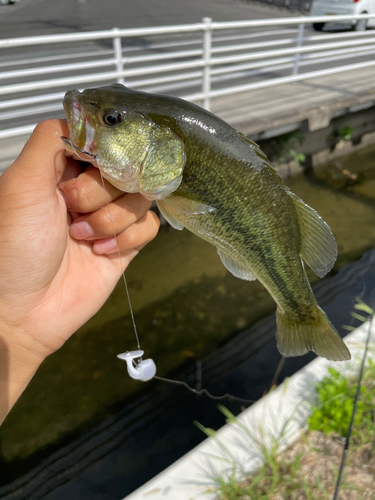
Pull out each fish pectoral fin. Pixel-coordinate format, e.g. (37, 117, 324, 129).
(163, 193, 216, 215)
(156, 200, 184, 230)
(291, 193, 337, 278)
(156, 194, 215, 230)
(217, 249, 256, 281)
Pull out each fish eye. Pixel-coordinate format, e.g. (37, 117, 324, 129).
(102, 110, 122, 126)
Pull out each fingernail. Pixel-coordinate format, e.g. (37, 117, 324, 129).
(93, 237, 117, 254)
(70, 221, 94, 239)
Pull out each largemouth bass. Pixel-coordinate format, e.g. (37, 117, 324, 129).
(63, 84, 350, 361)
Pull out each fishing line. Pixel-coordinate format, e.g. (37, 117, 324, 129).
(269, 355, 285, 391)
(154, 375, 256, 404)
(332, 314, 373, 500)
(97, 167, 141, 353)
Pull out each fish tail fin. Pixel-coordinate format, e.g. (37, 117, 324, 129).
(276, 306, 351, 361)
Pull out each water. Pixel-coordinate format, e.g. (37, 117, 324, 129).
(0, 144, 374, 499)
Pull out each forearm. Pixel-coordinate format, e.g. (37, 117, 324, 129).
(0, 323, 44, 424)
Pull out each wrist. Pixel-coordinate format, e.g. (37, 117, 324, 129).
(0, 319, 45, 424)
(0, 301, 56, 360)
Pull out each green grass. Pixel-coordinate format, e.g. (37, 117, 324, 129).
(196, 406, 336, 500)
(308, 361, 375, 439)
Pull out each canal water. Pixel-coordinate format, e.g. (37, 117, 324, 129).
(0, 143, 374, 499)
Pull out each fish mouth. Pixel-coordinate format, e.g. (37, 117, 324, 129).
(63, 89, 97, 160)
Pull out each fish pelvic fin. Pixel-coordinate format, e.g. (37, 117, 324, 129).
(291, 193, 337, 278)
(217, 248, 256, 281)
(276, 306, 351, 361)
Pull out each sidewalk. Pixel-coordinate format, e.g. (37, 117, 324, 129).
(212, 65, 375, 137)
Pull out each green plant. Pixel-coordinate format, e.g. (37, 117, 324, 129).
(338, 126, 353, 141)
(327, 125, 354, 150)
(307, 366, 369, 436)
(288, 148, 306, 167)
(274, 131, 306, 168)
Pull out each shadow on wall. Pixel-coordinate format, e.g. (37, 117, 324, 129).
(251, 0, 312, 14)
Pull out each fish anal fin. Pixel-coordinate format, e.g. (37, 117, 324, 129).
(291, 193, 337, 278)
(276, 306, 351, 361)
(156, 200, 184, 230)
(217, 248, 256, 281)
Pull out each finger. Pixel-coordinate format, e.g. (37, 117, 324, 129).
(59, 157, 85, 184)
(69, 193, 152, 240)
(59, 165, 124, 213)
(93, 211, 160, 255)
(59, 158, 87, 209)
(10, 120, 69, 188)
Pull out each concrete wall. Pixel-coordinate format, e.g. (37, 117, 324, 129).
(257, 103, 375, 178)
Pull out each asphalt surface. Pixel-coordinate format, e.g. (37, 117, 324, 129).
(0, 0, 292, 38)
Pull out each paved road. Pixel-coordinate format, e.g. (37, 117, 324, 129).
(0, 0, 291, 38)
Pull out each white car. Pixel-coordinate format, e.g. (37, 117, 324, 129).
(310, 0, 375, 31)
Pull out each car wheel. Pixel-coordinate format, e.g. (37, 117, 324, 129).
(313, 23, 325, 31)
(353, 17, 367, 31)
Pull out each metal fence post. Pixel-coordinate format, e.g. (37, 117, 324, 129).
(202, 17, 212, 111)
(293, 22, 305, 76)
(112, 27, 125, 85)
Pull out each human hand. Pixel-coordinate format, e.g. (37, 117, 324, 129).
(0, 120, 159, 420)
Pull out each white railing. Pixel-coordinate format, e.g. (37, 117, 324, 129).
(1, 14, 375, 140)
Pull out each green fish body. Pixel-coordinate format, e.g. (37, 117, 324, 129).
(63, 84, 350, 361)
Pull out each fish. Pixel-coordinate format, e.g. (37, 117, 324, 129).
(63, 83, 351, 361)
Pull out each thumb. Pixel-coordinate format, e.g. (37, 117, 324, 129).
(9, 119, 70, 189)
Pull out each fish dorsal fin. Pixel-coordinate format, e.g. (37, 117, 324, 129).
(291, 193, 337, 278)
(217, 248, 256, 281)
(156, 200, 184, 230)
